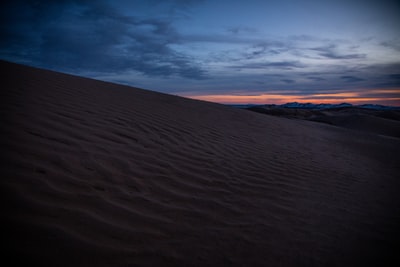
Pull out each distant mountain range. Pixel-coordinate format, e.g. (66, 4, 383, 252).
(230, 102, 400, 110)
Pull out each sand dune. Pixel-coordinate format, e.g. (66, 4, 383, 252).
(1, 60, 399, 266)
(247, 105, 400, 139)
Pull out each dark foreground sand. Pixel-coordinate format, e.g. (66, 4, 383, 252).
(1, 60, 399, 266)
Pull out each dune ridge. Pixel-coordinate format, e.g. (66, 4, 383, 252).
(1, 60, 399, 266)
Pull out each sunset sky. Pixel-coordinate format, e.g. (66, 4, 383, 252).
(1, 0, 400, 105)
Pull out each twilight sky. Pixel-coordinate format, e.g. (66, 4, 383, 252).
(1, 0, 400, 105)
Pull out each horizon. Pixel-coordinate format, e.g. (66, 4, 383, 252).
(4, 58, 400, 107)
(183, 91, 400, 106)
(1, 0, 399, 106)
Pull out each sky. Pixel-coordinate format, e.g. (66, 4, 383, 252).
(1, 0, 400, 105)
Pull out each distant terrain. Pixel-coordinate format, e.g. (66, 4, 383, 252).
(243, 103, 400, 139)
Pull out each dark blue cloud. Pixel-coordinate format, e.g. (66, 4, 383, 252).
(381, 40, 400, 52)
(388, 74, 400, 80)
(230, 61, 305, 70)
(371, 72, 400, 88)
(242, 42, 289, 60)
(281, 79, 295, 84)
(307, 76, 326, 81)
(0, 0, 207, 79)
(226, 26, 257, 35)
(310, 44, 366, 59)
(340, 76, 365, 83)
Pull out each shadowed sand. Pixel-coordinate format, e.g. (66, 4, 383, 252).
(247, 105, 400, 139)
(1, 60, 399, 266)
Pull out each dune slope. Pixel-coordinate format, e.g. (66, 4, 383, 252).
(1, 60, 399, 266)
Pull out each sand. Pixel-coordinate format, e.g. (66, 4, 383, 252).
(247, 105, 400, 139)
(1, 60, 399, 266)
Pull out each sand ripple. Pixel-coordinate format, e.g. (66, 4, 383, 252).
(2, 61, 400, 266)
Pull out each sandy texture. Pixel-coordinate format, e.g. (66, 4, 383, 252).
(247, 105, 400, 139)
(1, 60, 399, 266)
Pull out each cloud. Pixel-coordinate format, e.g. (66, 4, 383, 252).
(242, 42, 289, 60)
(281, 79, 295, 84)
(320, 52, 366, 60)
(307, 76, 326, 81)
(310, 44, 366, 59)
(381, 39, 400, 52)
(340, 76, 365, 83)
(230, 61, 305, 70)
(0, 0, 207, 79)
(1, 0, 398, 101)
(387, 74, 400, 80)
(143, 0, 205, 20)
(226, 26, 257, 35)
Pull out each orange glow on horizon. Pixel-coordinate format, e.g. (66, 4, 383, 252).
(312, 92, 359, 98)
(182, 89, 400, 106)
